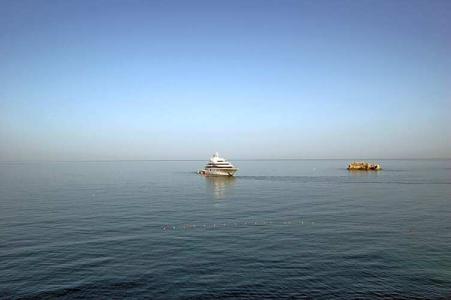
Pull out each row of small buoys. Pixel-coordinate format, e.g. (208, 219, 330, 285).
(162, 219, 315, 231)
(347, 161, 382, 171)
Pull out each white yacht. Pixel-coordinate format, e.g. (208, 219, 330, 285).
(197, 152, 238, 176)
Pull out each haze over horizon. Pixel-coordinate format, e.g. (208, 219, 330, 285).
(1, 0, 450, 161)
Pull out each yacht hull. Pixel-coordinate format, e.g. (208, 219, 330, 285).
(199, 168, 237, 176)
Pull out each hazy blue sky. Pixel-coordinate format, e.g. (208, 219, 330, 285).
(1, 0, 450, 160)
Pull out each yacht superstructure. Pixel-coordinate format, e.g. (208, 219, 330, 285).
(197, 152, 238, 176)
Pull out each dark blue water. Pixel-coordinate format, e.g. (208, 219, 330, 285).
(1, 160, 450, 299)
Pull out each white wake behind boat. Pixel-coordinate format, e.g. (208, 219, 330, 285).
(197, 152, 238, 176)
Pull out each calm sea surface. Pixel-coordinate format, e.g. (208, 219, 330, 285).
(1, 160, 450, 299)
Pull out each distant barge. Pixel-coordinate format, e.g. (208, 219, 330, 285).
(347, 162, 381, 171)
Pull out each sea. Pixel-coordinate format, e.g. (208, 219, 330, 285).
(1, 160, 450, 299)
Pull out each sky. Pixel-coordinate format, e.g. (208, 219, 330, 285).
(1, 0, 450, 160)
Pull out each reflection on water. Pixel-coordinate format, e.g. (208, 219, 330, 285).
(205, 176, 235, 199)
(347, 170, 380, 177)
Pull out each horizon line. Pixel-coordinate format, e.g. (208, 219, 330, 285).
(0, 157, 450, 163)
